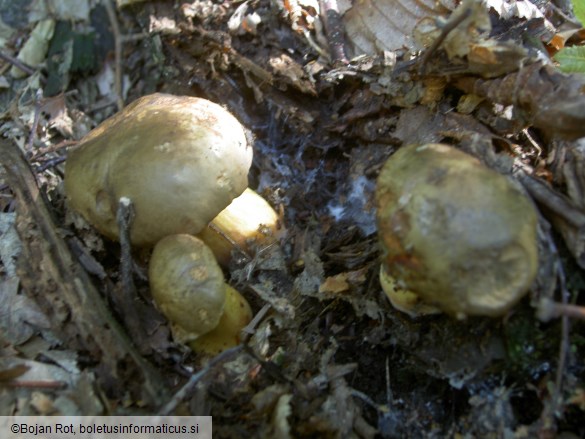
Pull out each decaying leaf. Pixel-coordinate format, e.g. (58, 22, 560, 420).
(228, 1, 262, 35)
(0, 213, 21, 277)
(455, 61, 585, 139)
(0, 278, 52, 345)
(319, 273, 350, 294)
(40, 94, 73, 138)
(435, 0, 492, 60)
(271, 393, 293, 439)
(0, 364, 30, 383)
(343, 0, 449, 56)
(11, 19, 55, 78)
(319, 268, 368, 294)
(486, 0, 546, 21)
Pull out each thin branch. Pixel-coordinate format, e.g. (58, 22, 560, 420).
(538, 234, 571, 435)
(26, 89, 43, 152)
(318, 0, 348, 64)
(158, 345, 245, 415)
(418, 7, 472, 74)
(104, 0, 124, 111)
(117, 197, 137, 299)
(538, 299, 585, 321)
(0, 49, 37, 76)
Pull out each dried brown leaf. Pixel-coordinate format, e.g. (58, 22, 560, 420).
(344, 0, 449, 56)
(40, 94, 73, 138)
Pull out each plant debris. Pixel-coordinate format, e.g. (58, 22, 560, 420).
(0, 0, 584, 437)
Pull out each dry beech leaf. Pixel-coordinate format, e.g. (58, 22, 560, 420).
(343, 0, 449, 56)
(319, 274, 350, 294)
(40, 94, 74, 138)
(0, 364, 30, 383)
(319, 269, 367, 294)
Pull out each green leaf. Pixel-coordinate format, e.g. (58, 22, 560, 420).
(554, 45, 585, 74)
(573, 0, 585, 26)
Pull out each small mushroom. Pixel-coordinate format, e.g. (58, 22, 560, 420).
(149, 234, 252, 355)
(375, 143, 539, 318)
(65, 93, 252, 247)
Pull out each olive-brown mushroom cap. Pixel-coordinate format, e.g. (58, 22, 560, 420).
(149, 234, 226, 343)
(375, 143, 538, 318)
(65, 93, 252, 246)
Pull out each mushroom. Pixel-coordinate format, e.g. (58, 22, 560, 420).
(65, 93, 253, 247)
(375, 143, 538, 318)
(149, 234, 252, 355)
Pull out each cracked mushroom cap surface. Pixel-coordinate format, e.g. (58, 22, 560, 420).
(375, 143, 539, 318)
(149, 234, 226, 343)
(65, 93, 252, 246)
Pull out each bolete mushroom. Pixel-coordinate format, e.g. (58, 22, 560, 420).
(149, 234, 252, 355)
(65, 93, 253, 247)
(375, 143, 538, 319)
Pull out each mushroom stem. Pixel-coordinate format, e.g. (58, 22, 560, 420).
(189, 285, 252, 355)
(197, 188, 281, 266)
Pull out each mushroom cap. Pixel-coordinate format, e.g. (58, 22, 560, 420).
(375, 143, 538, 318)
(65, 93, 252, 246)
(379, 265, 441, 317)
(149, 234, 226, 342)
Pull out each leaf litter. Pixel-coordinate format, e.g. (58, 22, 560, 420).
(0, 0, 583, 437)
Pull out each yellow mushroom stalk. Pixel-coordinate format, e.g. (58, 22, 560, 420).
(197, 188, 280, 266)
(375, 143, 539, 318)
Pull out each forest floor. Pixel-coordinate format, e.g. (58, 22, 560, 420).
(0, 0, 584, 437)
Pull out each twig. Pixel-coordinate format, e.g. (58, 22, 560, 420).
(208, 221, 252, 261)
(26, 89, 43, 152)
(240, 303, 270, 338)
(30, 139, 78, 161)
(318, 0, 348, 64)
(350, 389, 380, 412)
(538, 299, 585, 321)
(117, 197, 136, 298)
(114, 197, 151, 353)
(104, 0, 124, 111)
(7, 380, 67, 389)
(418, 7, 472, 74)
(517, 172, 585, 229)
(0, 49, 36, 76)
(103, 0, 151, 110)
(35, 156, 66, 172)
(158, 345, 245, 415)
(538, 235, 571, 435)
